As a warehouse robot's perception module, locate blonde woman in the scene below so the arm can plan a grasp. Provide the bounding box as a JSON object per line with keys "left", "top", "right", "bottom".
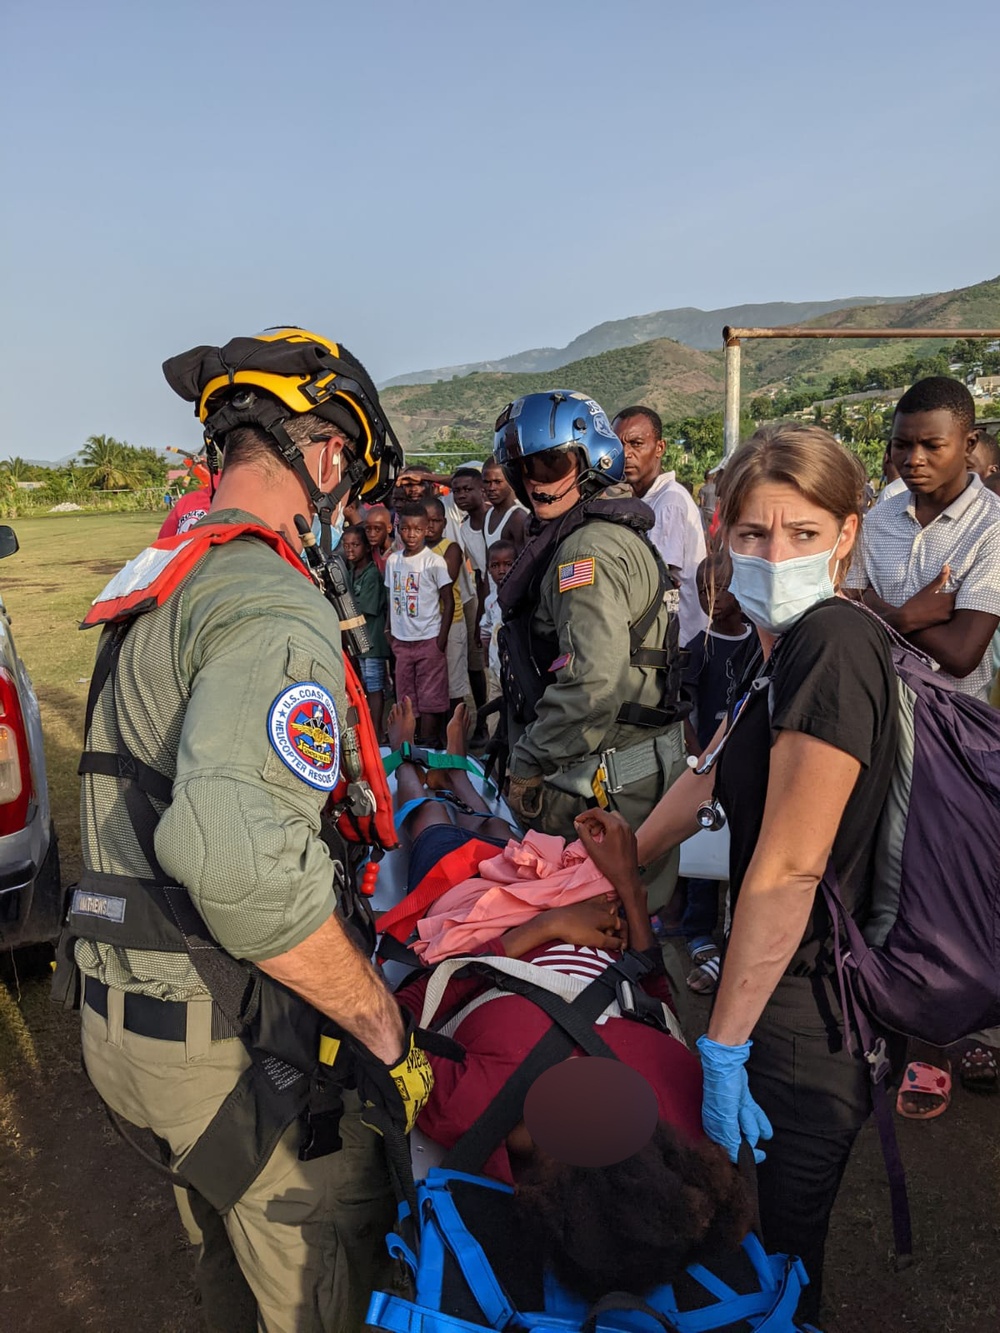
{"left": 578, "top": 423, "right": 900, "bottom": 1325}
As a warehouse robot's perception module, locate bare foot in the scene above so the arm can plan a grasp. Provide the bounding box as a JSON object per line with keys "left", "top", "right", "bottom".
{"left": 446, "top": 703, "right": 470, "bottom": 758}
{"left": 386, "top": 697, "right": 417, "bottom": 751}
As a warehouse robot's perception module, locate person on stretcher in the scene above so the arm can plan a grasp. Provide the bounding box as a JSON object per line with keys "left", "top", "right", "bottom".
{"left": 378, "top": 700, "right": 754, "bottom": 1303}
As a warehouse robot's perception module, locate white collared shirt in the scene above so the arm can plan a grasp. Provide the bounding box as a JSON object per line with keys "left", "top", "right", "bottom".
{"left": 639, "top": 472, "right": 709, "bottom": 644}
{"left": 846, "top": 473, "right": 1000, "bottom": 699}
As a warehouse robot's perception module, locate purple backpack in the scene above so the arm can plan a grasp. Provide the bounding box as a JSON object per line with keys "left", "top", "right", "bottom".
{"left": 778, "top": 605, "right": 1000, "bottom": 1260}
{"left": 819, "top": 610, "right": 1000, "bottom": 1049}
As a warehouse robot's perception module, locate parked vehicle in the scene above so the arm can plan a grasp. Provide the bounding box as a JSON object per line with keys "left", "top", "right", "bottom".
{"left": 0, "top": 524, "right": 61, "bottom": 949}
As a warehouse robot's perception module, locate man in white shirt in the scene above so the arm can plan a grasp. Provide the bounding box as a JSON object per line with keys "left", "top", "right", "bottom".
{"left": 613, "top": 407, "right": 708, "bottom": 644}
{"left": 846, "top": 376, "right": 1000, "bottom": 701}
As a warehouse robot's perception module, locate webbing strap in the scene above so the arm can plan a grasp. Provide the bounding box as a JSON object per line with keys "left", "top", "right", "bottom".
{"left": 81, "top": 617, "right": 260, "bottom": 1033}
{"left": 616, "top": 699, "right": 683, "bottom": 728}
{"left": 441, "top": 968, "right": 621, "bottom": 1175}
{"left": 425, "top": 1186, "right": 517, "bottom": 1327}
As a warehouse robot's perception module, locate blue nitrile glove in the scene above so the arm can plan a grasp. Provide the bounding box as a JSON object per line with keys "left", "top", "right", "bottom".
{"left": 696, "top": 1035, "right": 774, "bottom": 1165}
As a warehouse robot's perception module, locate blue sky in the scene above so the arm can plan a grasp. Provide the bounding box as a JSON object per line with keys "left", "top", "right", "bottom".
{"left": 2, "top": 0, "right": 997, "bottom": 460}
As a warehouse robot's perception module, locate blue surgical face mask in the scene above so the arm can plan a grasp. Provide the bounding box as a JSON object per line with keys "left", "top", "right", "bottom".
{"left": 300, "top": 510, "right": 345, "bottom": 567}
{"left": 728, "top": 539, "right": 841, "bottom": 635}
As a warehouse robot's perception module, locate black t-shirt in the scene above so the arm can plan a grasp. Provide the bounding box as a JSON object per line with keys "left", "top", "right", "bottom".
{"left": 715, "top": 599, "right": 898, "bottom": 975}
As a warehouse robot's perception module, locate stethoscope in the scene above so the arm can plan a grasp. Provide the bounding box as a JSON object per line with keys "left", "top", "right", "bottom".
{"left": 690, "top": 653, "right": 771, "bottom": 832}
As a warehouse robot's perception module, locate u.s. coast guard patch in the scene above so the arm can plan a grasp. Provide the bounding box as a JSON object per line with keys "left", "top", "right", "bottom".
{"left": 267, "top": 682, "right": 341, "bottom": 790}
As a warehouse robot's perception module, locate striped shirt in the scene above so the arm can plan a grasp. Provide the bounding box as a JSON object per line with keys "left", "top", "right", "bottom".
{"left": 846, "top": 473, "right": 1000, "bottom": 699}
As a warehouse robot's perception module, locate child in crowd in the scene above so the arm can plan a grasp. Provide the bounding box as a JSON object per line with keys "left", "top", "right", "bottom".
{"left": 677, "top": 551, "right": 752, "bottom": 994}
{"left": 479, "top": 539, "right": 517, "bottom": 706}
{"left": 423, "top": 496, "right": 471, "bottom": 712}
{"left": 342, "top": 524, "right": 390, "bottom": 739}
{"left": 384, "top": 503, "right": 454, "bottom": 747}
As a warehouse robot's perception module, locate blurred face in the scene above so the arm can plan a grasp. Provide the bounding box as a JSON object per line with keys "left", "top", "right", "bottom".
{"left": 614, "top": 414, "right": 665, "bottom": 497}
{"left": 890, "top": 409, "right": 975, "bottom": 498}
{"left": 341, "top": 531, "right": 366, "bottom": 565}
{"left": 729, "top": 482, "right": 856, "bottom": 576}
{"left": 399, "top": 514, "right": 428, "bottom": 554}
{"left": 518, "top": 449, "right": 582, "bottom": 521}
{"left": 452, "top": 475, "right": 482, "bottom": 512}
{"left": 488, "top": 549, "right": 515, "bottom": 586}
{"left": 482, "top": 465, "right": 512, "bottom": 506}
{"left": 364, "top": 512, "right": 391, "bottom": 549}
{"left": 424, "top": 506, "right": 446, "bottom": 544}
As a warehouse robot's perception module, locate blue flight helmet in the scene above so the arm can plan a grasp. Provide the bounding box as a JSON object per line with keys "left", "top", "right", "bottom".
{"left": 493, "top": 390, "right": 625, "bottom": 507}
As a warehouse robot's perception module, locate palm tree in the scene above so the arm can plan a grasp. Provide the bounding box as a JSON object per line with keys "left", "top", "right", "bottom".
{"left": 1, "top": 456, "right": 31, "bottom": 482}
{"left": 828, "top": 402, "right": 851, "bottom": 441}
{"left": 79, "top": 435, "right": 140, "bottom": 490}
{"left": 854, "top": 400, "right": 885, "bottom": 444}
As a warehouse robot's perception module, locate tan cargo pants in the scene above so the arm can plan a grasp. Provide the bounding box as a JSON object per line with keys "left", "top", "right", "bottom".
{"left": 81, "top": 995, "right": 398, "bottom": 1333}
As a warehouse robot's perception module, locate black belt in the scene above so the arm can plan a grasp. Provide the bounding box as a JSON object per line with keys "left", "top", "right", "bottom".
{"left": 84, "top": 976, "right": 239, "bottom": 1042}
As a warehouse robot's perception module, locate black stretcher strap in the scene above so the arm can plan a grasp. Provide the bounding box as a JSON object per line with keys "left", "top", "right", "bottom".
{"left": 441, "top": 966, "right": 622, "bottom": 1175}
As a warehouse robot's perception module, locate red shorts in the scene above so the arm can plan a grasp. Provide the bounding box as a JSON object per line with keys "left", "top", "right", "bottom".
{"left": 392, "top": 637, "right": 449, "bottom": 714}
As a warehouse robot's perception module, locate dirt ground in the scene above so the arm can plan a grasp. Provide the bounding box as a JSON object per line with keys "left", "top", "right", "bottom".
{"left": 1, "top": 514, "right": 998, "bottom": 1332}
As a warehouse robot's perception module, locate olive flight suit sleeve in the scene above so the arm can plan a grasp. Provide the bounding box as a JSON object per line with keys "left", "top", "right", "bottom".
{"left": 508, "top": 529, "right": 655, "bottom": 778}
{"left": 154, "top": 549, "right": 349, "bottom": 963}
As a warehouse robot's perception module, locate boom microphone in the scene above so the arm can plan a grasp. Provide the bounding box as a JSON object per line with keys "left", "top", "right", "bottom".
{"left": 532, "top": 479, "right": 579, "bottom": 505}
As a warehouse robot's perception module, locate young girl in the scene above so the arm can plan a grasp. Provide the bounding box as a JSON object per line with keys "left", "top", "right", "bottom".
{"left": 342, "top": 524, "right": 390, "bottom": 738}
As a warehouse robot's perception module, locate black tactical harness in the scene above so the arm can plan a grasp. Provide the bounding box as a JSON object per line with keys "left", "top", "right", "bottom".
{"left": 497, "top": 494, "right": 688, "bottom": 730}
{"left": 56, "top": 618, "right": 364, "bottom": 1213}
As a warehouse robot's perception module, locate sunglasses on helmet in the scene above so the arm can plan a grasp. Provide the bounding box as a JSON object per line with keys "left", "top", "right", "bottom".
{"left": 518, "top": 448, "right": 578, "bottom": 484}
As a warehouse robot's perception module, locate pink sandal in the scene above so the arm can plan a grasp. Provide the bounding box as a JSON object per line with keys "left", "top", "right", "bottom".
{"left": 895, "top": 1061, "right": 952, "bottom": 1120}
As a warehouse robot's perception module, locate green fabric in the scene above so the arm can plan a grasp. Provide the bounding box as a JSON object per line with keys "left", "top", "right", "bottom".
{"left": 82, "top": 1005, "right": 399, "bottom": 1332}
{"left": 382, "top": 743, "right": 485, "bottom": 777}
{"left": 76, "top": 508, "right": 347, "bottom": 999}
{"left": 348, "top": 558, "right": 389, "bottom": 658}
{"left": 507, "top": 514, "right": 672, "bottom": 779}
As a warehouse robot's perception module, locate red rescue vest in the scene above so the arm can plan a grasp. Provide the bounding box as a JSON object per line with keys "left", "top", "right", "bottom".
{"left": 84, "top": 523, "right": 398, "bottom": 852}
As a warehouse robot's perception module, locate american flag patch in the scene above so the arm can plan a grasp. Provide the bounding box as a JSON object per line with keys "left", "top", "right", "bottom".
{"left": 558, "top": 558, "right": 595, "bottom": 592}
{"left": 550, "top": 652, "right": 572, "bottom": 671}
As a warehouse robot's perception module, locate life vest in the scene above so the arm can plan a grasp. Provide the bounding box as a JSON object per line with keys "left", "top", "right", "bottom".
{"left": 83, "top": 522, "right": 397, "bottom": 853}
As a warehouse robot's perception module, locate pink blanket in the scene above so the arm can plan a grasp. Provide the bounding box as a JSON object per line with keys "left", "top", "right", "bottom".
{"left": 413, "top": 830, "right": 617, "bottom": 964}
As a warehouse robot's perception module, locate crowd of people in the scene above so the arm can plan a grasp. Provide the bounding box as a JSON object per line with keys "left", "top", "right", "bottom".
{"left": 81, "top": 334, "right": 999, "bottom": 1333}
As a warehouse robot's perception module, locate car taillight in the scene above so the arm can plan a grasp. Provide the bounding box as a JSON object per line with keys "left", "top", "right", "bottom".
{"left": 0, "top": 668, "right": 31, "bottom": 836}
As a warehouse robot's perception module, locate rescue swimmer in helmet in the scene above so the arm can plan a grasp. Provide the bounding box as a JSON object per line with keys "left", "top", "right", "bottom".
{"left": 494, "top": 390, "right": 690, "bottom": 936}
{"left": 57, "top": 328, "right": 442, "bottom": 1333}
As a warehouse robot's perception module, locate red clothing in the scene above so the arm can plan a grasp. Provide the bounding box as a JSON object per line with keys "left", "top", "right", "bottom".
{"left": 396, "top": 941, "right": 704, "bottom": 1184}
{"left": 159, "top": 488, "right": 213, "bottom": 539}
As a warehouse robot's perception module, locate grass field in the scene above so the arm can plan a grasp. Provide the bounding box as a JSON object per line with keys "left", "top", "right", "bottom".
{"left": 0, "top": 512, "right": 162, "bottom": 882}
{"left": 0, "top": 512, "right": 998, "bottom": 1330}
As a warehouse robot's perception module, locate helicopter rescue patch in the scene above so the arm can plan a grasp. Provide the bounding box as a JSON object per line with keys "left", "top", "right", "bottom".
{"left": 267, "top": 682, "right": 341, "bottom": 790}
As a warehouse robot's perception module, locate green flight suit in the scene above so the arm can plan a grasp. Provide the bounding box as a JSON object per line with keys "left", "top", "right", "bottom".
{"left": 76, "top": 509, "right": 396, "bottom": 1333}
{"left": 506, "top": 507, "right": 688, "bottom": 920}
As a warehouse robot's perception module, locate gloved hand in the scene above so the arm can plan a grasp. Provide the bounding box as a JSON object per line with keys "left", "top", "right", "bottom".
{"left": 507, "top": 773, "right": 543, "bottom": 823}
{"left": 696, "top": 1034, "right": 774, "bottom": 1165}
{"left": 355, "top": 1021, "right": 435, "bottom": 1137}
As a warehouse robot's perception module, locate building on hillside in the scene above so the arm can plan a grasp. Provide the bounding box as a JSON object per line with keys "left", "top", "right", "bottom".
{"left": 972, "top": 375, "right": 1000, "bottom": 397}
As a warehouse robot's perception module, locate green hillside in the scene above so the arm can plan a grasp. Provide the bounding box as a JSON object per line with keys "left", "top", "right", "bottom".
{"left": 383, "top": 338, "right": 724, "bottom": 454}
{"left": 383, "top": 276, "right": 1000, "bottom": 457}
{"left": 743, "top": 276, "right": 1000, "bottom": 392}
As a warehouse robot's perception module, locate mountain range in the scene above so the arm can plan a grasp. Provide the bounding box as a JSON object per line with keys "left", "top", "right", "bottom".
{"left": 380, "top": 276, "right": 1000, "bottom": 455}
{"left": 381, "top": 294, "right": 918, "bottom": 388}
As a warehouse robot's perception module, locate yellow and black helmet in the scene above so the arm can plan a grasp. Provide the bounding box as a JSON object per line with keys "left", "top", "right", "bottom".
{"left": 162, "top": 327, "right": 402, "bottom": 506}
